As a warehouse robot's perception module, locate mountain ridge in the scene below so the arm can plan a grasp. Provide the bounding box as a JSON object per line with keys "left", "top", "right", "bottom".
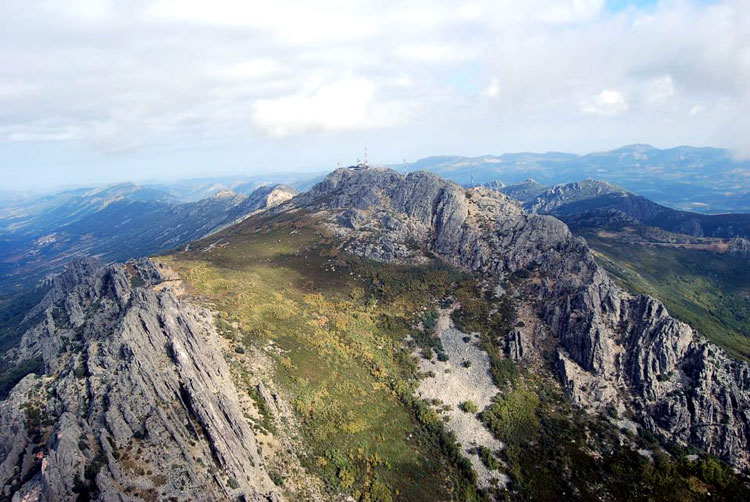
{"left": 396, "top": 144, "right": 750, "bottom": 213}
{"left": 1, "top": 167, "right": 749, "bottom": 500}
{"left": 0, "top": 257, "right": 280, "bottom": 501}
{"left": 519, "top": 179, "right": 750, "bottom": 239}
{"left": 0, "top": 184, "right": 296, "bottom": 293}
{"left": 277, "top": 168, "right": 750, "bottom": 469}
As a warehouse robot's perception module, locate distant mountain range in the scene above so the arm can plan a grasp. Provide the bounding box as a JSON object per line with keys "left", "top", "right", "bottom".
{"left": 0, "top": 183, "right": 296, "bottom": 293}
{"left": 2, "top": 143, "right": 748, "bottom": 293}
{"left": 502, "top": 178, "right": 750, "bottom": 240}
{"left": 508, "top": 178, "right": 750, "bottom": 362}
{"left": 143, "top": 171, "right": 326, "bottom": 202}
{"left": 399, "top": 144, "right": 750, "bottom": 213}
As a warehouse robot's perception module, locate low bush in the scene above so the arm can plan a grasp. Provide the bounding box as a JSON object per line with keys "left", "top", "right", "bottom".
{"left": 459, "top": 400, "right": 479, "bottom": 414}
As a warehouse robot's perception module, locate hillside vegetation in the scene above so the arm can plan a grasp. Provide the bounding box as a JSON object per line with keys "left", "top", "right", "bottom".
{"left": 163, "top": 209, "right": 750, "bottom": 501}
{"left": 164, "top": 211, "right": 480, "bottom": 501}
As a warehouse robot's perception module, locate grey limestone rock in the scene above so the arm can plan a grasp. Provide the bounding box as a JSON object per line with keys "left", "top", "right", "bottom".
{"left": 1, "top": 258, "right": 279, "bottom": 502}
{"left": 284, "top": 167, "right": 750, "bottom": 470}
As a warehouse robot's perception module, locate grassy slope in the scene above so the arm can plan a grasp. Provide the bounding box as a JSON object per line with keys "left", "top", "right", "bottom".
{"left": 164, "top": 212, "right": 478, "bottom": 502}
{"left": 581, "top": 233, "right": 750, "bottom": 360}
{"left": 163, "top": 210, "right": 750, "bottom": 501}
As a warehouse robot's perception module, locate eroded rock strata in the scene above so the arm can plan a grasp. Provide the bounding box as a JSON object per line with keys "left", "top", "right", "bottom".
{"left": 0, "top": 257, "right": 278, "bottom": 502}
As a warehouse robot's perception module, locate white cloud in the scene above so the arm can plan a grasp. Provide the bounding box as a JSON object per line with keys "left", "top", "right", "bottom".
{"left": 1, "top": 0, "right": 750, "bottom": 164}
{"left": 252, "top": 76, "right": 407, "bottom": 136}
{"left": 580, "top": 90, "right": 629, "bottom": 116}
{"left": 207, "top": 59, "right": 285, "bottom": 81}
{"left": 396, "top": 43, "right": 478, "bottom": 63}
{"left": 146, "top": 1, "right": 380, "bottom": 44}
{"left": 483, "top": 78, "right": 501, "bottom": 99}
{"left": 2, "top": 124, "right": 83, "bottom": 142}
{"left": 535, "top": 0, "right": 605, "bottom": 24}
{"left": 646, "top": 75, "right": 675, "bottom": 104}
{"left": 0, "top": 80, "right": 41, "bottom": 99}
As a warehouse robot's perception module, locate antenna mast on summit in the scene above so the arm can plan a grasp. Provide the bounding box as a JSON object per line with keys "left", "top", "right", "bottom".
{"left": 348, "top": 148, "right": 371, "bottom": 170}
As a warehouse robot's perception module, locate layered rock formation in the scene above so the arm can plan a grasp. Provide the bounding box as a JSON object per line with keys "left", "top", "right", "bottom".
{"left": 208, "top": 184, "right": 296, "bottom": 236}
{"left": 245, "top": 184, "right": 296, "bottom": 211}
{"left": 283, "top": 167, "right": 750, "bottom": 470}
{"left": 0, "top": 257, "right": 278, "bottom": 502}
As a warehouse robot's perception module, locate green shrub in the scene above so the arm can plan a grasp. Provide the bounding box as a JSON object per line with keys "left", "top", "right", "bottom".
{"left": 270, "top": 470, "right": 285, "bottom": 487}
{"left": 459, "top": 400, "right": 478, "bottom": 414}
{"left": 369, "top": 479, "right": 393, "bottom": 502}
{"left": 421, "top": 309, "right": 439, "bottom": 332}
{"left": 699, "top": 456, "right": 729, "bottom": 488}
{"left": 489, "top": 356, "right": 519, "bottom": 388}
{"left": 477, "top": 446, "right": 499, "bottom": 470}
{"left": 74, "top": 360, "right": 86, "bottom": 379}
{"left": 480, "top": 388, "right": 540, "bottom": 446}
{"left": 606, "top": 405, "right": 619, "bottom": 419}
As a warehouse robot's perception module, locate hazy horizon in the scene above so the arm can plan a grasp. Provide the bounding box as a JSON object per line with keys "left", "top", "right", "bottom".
{"left": 1, "top": 141, "right": 739, "bottom": 194}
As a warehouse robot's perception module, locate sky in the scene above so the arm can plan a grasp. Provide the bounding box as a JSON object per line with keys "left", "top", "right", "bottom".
{"left": 1, "top": 0, "right": 749, "bottom": 190}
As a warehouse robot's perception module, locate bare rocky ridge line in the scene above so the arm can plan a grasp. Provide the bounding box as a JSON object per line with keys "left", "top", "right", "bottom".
{"left": 2, "top": 166, "right": 748, "bottom": 501}
{"left": 281, "top": 167, "right": 750, "bottom": 470}
{"left": 1, "top": 257, "right": 280, "bottom": 502}
{"left": 201, "top": 184, "right": 296, "bottom": 240}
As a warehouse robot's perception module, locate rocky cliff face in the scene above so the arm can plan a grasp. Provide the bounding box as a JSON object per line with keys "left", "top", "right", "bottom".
{"left": 729, "top": 237, "right": 750, "bottom": 253}
{"left": 284, "top": 167, "right": 750, "bottom": 470}
{"left": 244, "top": 185, "right": 296, "bottom": 212}
{"left": 0, "top": 257, "right": 279, "bottom": 502}
{"left": 2, "top": 167, "right": 747, "bottom": 501}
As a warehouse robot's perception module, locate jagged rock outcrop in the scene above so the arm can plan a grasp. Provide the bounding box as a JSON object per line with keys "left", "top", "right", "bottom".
{"left": 524, "top": 179, "right": 627, "bottom": 215}
{"left": 245, "top": 185, "right": 296, "bottom": 211}
{"left": 282, "top": 167, "right": 750, "bottom": 470}
{"left": 494, "top": 178, "right": 548, "bottom": 202}
{"left": 202, "top": 185, "right": 296, "bottom": 240}
{"left": 481, "top": 180, "right": 506, "bottom": 190}
{"left": 0, "top": 258, "right": 279, "bottom": 502}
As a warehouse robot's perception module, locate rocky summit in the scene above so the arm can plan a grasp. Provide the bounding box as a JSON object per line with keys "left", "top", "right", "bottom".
{"left": 284, "top": 168, "right": 750, "bottom": 469}
{"left": 1, "top": 167, "right": 749, "bottom": 501}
